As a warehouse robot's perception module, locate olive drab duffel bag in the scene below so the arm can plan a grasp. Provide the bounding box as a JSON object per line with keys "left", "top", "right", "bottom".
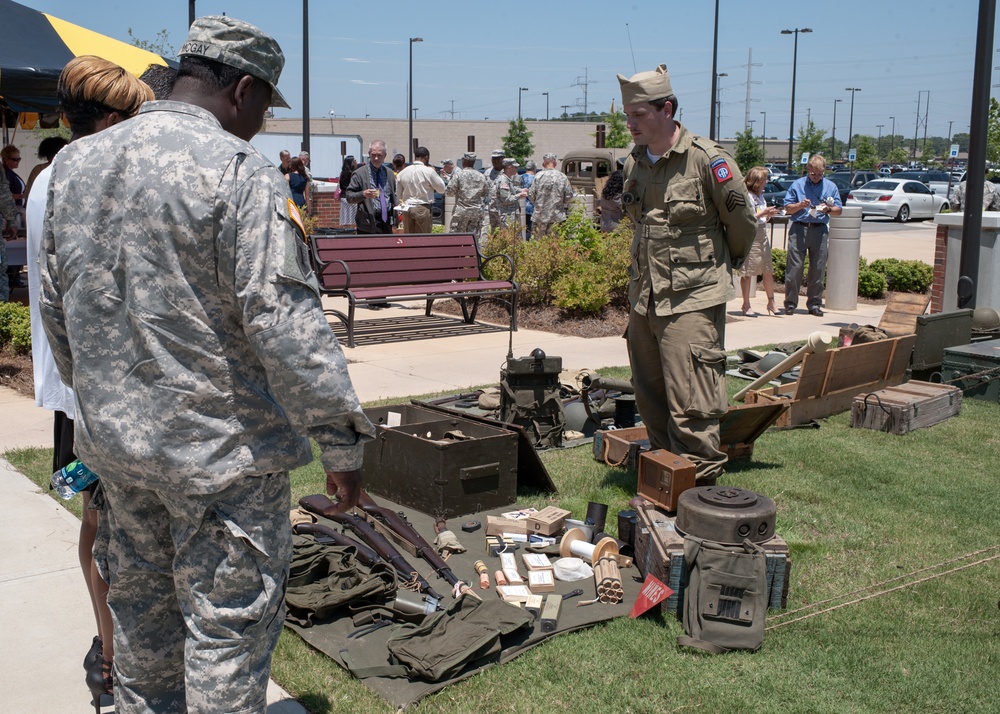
{"left": 678, "top": 535, "right": 768, "bottom": 654}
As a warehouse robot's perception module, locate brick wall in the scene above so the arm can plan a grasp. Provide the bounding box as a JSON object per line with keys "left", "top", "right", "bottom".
{"left": 931, "top": 223, "right": 948, "bottom": 313}
{"left": 312, "top": 185, "right": 354, "bottom": 230}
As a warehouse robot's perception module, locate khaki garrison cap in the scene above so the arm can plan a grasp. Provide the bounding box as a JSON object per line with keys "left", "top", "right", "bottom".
{"left": 179, "top": 15, "right": 290, "bottom": 108}
{"left": 618, "top": 63, "right": 673, "bottom": 105}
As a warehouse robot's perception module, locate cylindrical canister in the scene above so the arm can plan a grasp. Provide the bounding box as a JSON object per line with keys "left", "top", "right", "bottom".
{"left": 585, "top": 502, "right": 609, "bottom": 533}
{"left": 617, "top": 509, "right": 638, "bottom": 548}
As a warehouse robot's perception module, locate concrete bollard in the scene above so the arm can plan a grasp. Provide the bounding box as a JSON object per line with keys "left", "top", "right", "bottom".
{"left": 826, "top": 205, "right": 863, "bottom": 310}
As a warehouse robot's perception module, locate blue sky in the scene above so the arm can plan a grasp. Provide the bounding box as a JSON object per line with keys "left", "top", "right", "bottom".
{"left": 23, "top": 0, "right": 996, "bottom": 141}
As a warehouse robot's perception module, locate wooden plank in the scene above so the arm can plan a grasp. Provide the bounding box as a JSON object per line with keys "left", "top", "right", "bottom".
{"left": 877, "top": 292, "right": 931, "bottom": 336}
{"left": 793, "top": 349, "right": 833, "bottom": 400}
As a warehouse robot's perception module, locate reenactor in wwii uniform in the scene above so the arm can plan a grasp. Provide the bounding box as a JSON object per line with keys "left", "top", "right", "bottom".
{"left": 619, "top": 64, "right": 755, "bottom": 486}
{"left": 528, "top": 152, "right": 575, "bottom": 239}
{"left": 493, "top": 158, "right": 528, "bottom": 230}
{"left": 446, "top": 151, "right": 489, "bottom": 236}
{"left": 39, "top": 16, "right": 375, "bottom": 713}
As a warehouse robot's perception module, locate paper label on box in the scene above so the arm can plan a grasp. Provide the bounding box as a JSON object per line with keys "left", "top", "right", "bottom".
{"left": 386, "top": 411, "right": 402, "bottom": 427}
{"left": 522, "top": 553, "right": 552, "bottom": 571}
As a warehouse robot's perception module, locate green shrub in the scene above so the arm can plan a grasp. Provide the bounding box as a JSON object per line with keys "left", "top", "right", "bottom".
{"left": 858, "top": 268, "right": 888, "bottom": 298}
{"left": 771, "top": 248, "right": 786, "bottom": 283}
{"left": 0, "top": 302, "right": 32, "bottom": 355}
{"left": 868, "top": 258, "right": 933, "bottom": 293}
{"left": 553, "top": 261, "right": 610, "bottom": 313}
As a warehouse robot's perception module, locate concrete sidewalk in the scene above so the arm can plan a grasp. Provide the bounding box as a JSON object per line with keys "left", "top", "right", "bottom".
{"left": 0, "top": 289, "right": 886, "bottom": 713}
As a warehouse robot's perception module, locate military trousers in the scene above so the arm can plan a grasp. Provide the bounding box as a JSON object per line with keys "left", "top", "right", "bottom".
{"left": 532, "top": 220, "right": 559, "bottom": 240}
{"left": 784, "top": 222, "right": 828, "bottom": 312}
{"left": 96, "top": 473, "right": 292, "bottom": 714}
{"left": 450, "top": 206, "right": 484, "bottom": 236}
{"left": 627, "top": 302, "right": 728, "bottom": 484}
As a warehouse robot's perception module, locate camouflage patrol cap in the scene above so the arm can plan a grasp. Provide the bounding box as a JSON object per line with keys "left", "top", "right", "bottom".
{"left": 618, "top": 63, "right": 673, "bottom": 105}
{"left": 492, "top": 149, "right": 506, "bottom": 158}
{"left": 502, "top": 158, "right": 519, "bottom": 168}
{"left": 179, "top": 15, "right": 290, "bottom": 109}
{"left": 542, "top": 152, "right": 557, "bottom": 161}
{"left": 463, "top": 151, "right": 477, "bottom": 160}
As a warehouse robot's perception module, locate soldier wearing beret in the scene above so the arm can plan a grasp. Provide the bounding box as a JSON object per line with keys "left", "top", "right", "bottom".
{"left": 40, "top": 16, "right": 375, "bottom": 712}
{"left": 446, "top": 151, "right": 489, "bottom": 237}
{"left": 619, "top": 64, "right": 755, "bottom": 486}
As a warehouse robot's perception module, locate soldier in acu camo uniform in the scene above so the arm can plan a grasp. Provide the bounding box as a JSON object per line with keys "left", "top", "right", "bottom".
{"left": 39, "top": 16, "right": 375, "bottom": 714}
{"left": 527, "top": 152, "right": 575, "bottom": 239}
{"left": 446, "top": 151, "right": 489, "bottom": 237}
{"left": 0, "top": 169, "right": 18, "bottom": 301}
{"left": 493, "top": 158, "right": 528, "bottom": 231}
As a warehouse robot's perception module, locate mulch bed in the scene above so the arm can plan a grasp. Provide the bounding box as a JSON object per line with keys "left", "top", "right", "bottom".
{"left": 0, "top": 346, "right": 34, "bottom": 399}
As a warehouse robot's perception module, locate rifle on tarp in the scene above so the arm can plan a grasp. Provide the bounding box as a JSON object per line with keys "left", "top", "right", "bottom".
{"left": 298, "top": 494, "right": 442, "bottom": 600}
{"left": 357, "top": 491, "right": 462, "bottom": 589}
{"left": 292, "top": 521, "right": 381, "bottom": 568}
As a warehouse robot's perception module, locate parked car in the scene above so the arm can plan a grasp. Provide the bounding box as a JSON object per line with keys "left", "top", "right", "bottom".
{"left": 825, "top": 174, "right": 852, "bottom": 204}
{"left": 842, "top": 171, "right": 878, "bottom": 188}
{"left": 762, "top": 181, "right": 787, "bottom": 207}
{"left": 892, "top": 170, "right": 952, "bottom": 197}
{"left": 848, "top": 179, "right": 950, "bottom": 222}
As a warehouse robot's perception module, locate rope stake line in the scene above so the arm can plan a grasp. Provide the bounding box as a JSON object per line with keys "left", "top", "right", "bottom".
{"left": 766, "top": 549, "right": 1000, "bottom": 632}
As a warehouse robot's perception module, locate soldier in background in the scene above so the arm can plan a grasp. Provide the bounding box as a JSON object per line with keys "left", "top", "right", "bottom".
{"left": 618, "top": 64, "right": 755, "bottom": 486}
{"left": 40, "top": 16, "right": 374, "bottom": 712}
{"left": 493, "top": 158, "right": 527, "bottom": 230}
{"left": 528, "top": 153, "right": 575, "bottom": 239}
{"left": 951, "top": 173, "right": 1000, "bottom": 212}
{"left": 440, "top": 158, "right": 456, "bottom": 184}
{"left": 521, "top": 160, "right": 537, "bottom": 237}
{"left": 446, "top": 151, "right": 489, "bottom": 237}
{"left": 484, "top": 149, "right": 506, "bottom": 232}
{"left": 0, "top": 169, "right": 17, "bottom": 301}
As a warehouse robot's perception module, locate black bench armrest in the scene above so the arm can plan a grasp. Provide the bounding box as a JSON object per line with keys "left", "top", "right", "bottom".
{"left": 309, "top": 238, "right": 352, "bottom": 290}
{"left": 480, "top": 251, "right": 515, "bottom": 282}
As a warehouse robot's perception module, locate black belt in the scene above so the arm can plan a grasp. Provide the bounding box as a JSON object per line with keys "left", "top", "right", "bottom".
{"left": 794, "top": 222, "right": 828, "bottom": 227}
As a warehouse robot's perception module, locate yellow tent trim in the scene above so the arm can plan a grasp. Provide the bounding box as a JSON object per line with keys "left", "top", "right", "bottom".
{"left": 43, "top": 13, "right": 168, "bottom": 77}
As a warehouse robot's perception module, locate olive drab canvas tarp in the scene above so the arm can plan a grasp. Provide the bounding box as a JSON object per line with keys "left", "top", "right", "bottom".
{"left": 0, "top": 0, "right": 173, "bottom": 113}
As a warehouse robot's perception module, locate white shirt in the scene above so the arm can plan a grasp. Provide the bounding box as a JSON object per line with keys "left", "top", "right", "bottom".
{"left": 26, "top": 164, "right": 75, "bottom": 417}
{"left": 396, "top": 162, "right": 446, "bottom": 205}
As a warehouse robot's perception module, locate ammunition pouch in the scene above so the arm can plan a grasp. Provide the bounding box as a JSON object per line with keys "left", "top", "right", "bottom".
{"left": 499, "top": 351, "right": 565, "bottom": 449}
{"left": 678, "top": 535, "right": 767, "bottom": 654}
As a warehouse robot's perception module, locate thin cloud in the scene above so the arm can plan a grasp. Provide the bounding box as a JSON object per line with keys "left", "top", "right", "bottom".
{"left": 350, "top": 79, "right": 387, "bottom": 86}
{"left": 342, "top": 57, "right": 370, "bottom": 63}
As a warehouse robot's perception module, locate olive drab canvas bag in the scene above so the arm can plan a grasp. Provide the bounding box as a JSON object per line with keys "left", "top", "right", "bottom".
{"left": 678, "top": 535, "right": 768, "bottom": 654}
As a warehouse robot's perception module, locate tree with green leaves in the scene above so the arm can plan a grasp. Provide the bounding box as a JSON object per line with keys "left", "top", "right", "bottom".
{"left": 886, "top": 146, "right": 909, "bottom": 166}
{"left": 502, "top": 117, "right": 534, "bottom": 165}
{"left": 128, "top": 28, "right": 175, "bottom": 57}
{"left": 987, "top": 97, "right": 1000, "bottom": 165}
{"left": 733, "top": 126, "right": 765, "bottom": 173}
{"left": 852, "top": 135, "right": 877, "bottom": 170}
{"left": 796, "top": 119, "right": 827, "bottom": 159}
{"left": 604, "top": 111, "right": 632, "bottom": 149}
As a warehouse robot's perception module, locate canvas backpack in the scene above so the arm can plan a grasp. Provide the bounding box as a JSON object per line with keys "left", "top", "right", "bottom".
{"left": 678, "top": 535, "right": 768, "bottom": 654}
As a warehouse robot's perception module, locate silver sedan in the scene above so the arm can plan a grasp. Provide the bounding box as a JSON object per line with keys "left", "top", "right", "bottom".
{"left": 848, "top": 179, "right": 949, "bottom": 222}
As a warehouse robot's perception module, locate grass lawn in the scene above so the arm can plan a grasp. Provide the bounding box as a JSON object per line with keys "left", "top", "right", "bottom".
{"left": 7, "top": 370, "right": 999, "bottom": 714}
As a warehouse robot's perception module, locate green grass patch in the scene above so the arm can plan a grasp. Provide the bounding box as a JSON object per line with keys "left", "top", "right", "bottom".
{"left": 7, "top": 372, "right": 1000, "bottom": 714}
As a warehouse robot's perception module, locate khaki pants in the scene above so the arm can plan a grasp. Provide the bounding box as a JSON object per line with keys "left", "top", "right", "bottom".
{"left": 627, "top": 303, "right": 728, "bottom": 484}
{"left": 402, "top": 203, "right": 432, "bottom": 234}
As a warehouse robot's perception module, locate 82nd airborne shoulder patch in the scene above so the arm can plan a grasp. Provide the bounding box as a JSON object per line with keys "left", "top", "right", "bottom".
{"left": 710, "top": 157, "right": 733, "bottom": 184}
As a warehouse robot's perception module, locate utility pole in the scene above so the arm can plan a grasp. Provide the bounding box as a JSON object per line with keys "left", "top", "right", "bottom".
{"left": 572, "top": 68, "right": 595, "bottom": 116}
{"left": 742, "top": 48, "right": 762, "bottom": 129}
{"left": 561, "top": 104, "right": 571, "bottom": 120}
{"left": 913, "top": 90, "right": 929, "bottom": 162}
{"left": 831, "top": 98, "right": 842, "bottom": 159}
{"left": 922, "top": 92, "right": 931, "bottom": 158}
{"left": 448, "top": 99, "right": 456, "bottom": 120}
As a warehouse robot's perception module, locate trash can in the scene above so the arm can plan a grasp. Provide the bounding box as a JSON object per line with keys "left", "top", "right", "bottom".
{"left": 826, "top": 205, "right": 862, "bottom": 310}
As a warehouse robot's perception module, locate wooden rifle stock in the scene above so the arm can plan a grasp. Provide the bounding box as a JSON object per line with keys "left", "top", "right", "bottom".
{"left": 292, "top": 522, "right": 380, "bottom": 567}
{"left": 357, "top": 491, "right": 462, "bottom": 588}
{"left": 298, "top": 494, "right": 442, "bottom": 600}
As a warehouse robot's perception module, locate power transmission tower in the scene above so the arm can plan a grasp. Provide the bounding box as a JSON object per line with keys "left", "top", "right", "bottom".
{"left": 742, "top": 48, "right": 762, "bottom": 129}
{"left": 572, "top": 68, "right": 596, "bottom": 117}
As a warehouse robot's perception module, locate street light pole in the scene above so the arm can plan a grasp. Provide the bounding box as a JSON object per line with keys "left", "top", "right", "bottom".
{"left": 716, "top": 73, "right": 728, "bottom": 140}
{"left": 845, "top": 87, "right": 861, "bottom": 158}
{"left": 889, "top": 115, "right": 896, "bottom": 153}
{"left": 408, "top": 37, "right": 423, "bottom": 162}
{"left": 760, "top": 110, "right": 766, "bottom": 158}
{"left": 876, "top": 124, "right": 884, "bottom": 160}
{"left": 542, "top": 92, "right": 549, "bottom": 121}
{"left": 518, "top": 87, "right": 529, "bottom": 119}
{"left": 781, "top": 27, "right": 812, "bottom": 170}
{"left": 831, "top": 98, "right": 842, "bottom": 160}
{"left": 709, "top": 0, "right": 720, "bottom": 140}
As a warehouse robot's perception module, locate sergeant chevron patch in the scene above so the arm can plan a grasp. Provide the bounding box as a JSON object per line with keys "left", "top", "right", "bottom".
{"left": 725, "top": 190, "right": 747, "bottom": 212}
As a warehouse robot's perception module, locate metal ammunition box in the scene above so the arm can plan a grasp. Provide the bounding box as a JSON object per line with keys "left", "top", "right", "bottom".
{"left": 361, "top": 413, "right": 519, "bottom": 518}
{"left": 850, "top": 381, "right": 962, "bottom": 434}
{"left": 942, "top": 339, "right": 1000, "bottom": 403}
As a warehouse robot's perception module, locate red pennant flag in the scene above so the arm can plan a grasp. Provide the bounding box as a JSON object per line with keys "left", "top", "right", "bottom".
{"left": 629, "top": 574, "right": 674, "bottom": 618}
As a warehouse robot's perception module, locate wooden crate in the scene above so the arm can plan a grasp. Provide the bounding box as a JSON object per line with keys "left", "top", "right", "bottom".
{"left": 850, "top": 381, "right": 962, "bottom": 435}
{"left": 747, "top": 335, "right": 917, "bottom": 426}
{"left": 877, "top": 292, "right": 931, "bottom": 337}
{"left": 633, "top": 504, "right": 790, "bottom": 614}
{"left": 592, "top": 426, "right": 650, "bottom": 470}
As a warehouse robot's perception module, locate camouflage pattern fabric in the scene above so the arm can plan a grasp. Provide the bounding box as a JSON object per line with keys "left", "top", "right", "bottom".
{"left": 492, "top": 172, "right": 522, "bottom": 227}
{"left": 527, "top": 168, "right": 574, "bottom": 237}
{"left": 0, "top": 168, "right": 16, "bottom": 301}
{"left": 951, "top": 179, "right": 1000, "bottom": 212}
{"left": 445, "top": 167, "right": 488, "bottom": 234}
{"left": 39, "top": 100, "right": 376, "bottom": 494}
{"left": 95, "top": 473, "right": 292, "bottom": 713}
{"left": 484, "top": 167, "right": 502, "bottom": 228}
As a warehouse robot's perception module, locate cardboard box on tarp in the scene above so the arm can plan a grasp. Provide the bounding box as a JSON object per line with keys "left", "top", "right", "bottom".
{"left": 362, "top": 408, "right": 519, "bottom": 518}
{"left": 526, "top": 506, "right": 571, "bottom": 535}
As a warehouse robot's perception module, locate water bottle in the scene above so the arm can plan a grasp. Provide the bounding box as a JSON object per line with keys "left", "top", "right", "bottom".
{"left": 50, "top": 460, "right": 100, "bottom": 499}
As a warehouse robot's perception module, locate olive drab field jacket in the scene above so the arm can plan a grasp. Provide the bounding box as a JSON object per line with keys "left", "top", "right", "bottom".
{"left": 623, "top": 122, "right": 756, "bottom": 316}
